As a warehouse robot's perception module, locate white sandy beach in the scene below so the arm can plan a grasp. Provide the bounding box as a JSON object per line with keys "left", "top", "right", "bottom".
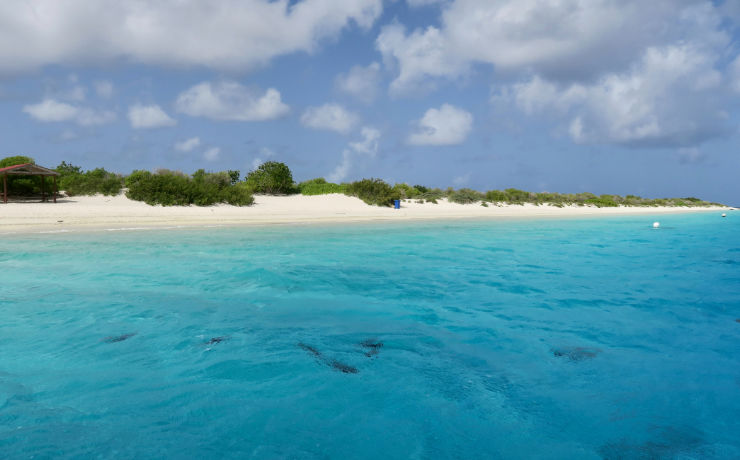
{"left": 0, "top": 193, "right": 731, "bottom": 234}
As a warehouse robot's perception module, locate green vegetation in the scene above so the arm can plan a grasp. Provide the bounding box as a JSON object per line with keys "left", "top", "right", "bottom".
{"left": 244, "top": 161, "right": 295, "bottom": 194}
{"left": 345, "top": 178, "right": 400, "bottom": 206}
{"left": 448, "top": 188, "right": 484, "bottom": 204}
{"left": 56, "top": 162, "right": 123, "bottom": 196}
{"left": 298, "top": 178, "right": 347, "bottom": 195}
{"left": 125, "top": 169, "right": 253, "bottom": 206}
{"left": 0, "top": 156, "right": 723, "bottom": 208}
{"left": 0, "top": 156, "right": 40, "bottom": 196}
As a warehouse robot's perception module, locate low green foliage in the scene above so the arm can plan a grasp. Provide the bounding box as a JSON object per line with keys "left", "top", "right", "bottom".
{"left": 345, "top": 178, "right": 399, "bottom": 206}
{"left": 298, "top": 178, "right": 347, "bottom": 195}
{"left": 448, "top": 188, "right": 484, "bottom": 204}
{"left": 244, "top": 161, "right": 295, "bottom": 194}
{"left": 392, "top": 183, "right": 423, "bottom": 199}
{"left": 2, "top": 156, "right": 723, "bottom": 208}
{"left": 0, "top": 155, "right": 34, "bottom": 168}
{"left": 125, "top": 169, "right": 253, "bottom": 206}
{"left": 0, "top": 155, "right": 41, "bottom": 197}
{"left": 56, "top": 162, "right": 123, "bottom": 196}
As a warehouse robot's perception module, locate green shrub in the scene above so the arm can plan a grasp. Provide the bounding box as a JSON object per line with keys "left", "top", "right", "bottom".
{"left": 448, "top": 188, "right": 484, "bottom": 204}
{"left": 221, "top": 182, "right": 255, "bottom": 206}
{"left": 345, "top": 178, "right": 399, "bottom": 206}
{"left": 504, "top": 188, "right": 532, "bottom": 202}
{"left": 484, "top": 190, "right": 508, "bottom": 202}
{"left": 57, "top": 163, "right": 123, "bottom": 196}
{"left": 584, "top": 195, "right": 619, "bottom": 207}
{"left": 418, "top": 188, "right": 444, "bottom": 202}
{"left": 125, "top": 169, "right": 253, "bottom": 206}
{"left": 0, "top": 155, "right": 42, "bottom": 197}
{"left": 392, "top": 183, "right": 422, "bottom": 199}
{"left": 0, "top": 155, "right": 35, "bottom": 168}
{"left": 244, "top": 161, "right": 295, "bottom": 194}
{"left": 298, "top": 178, "right": 347, "bottom": 195}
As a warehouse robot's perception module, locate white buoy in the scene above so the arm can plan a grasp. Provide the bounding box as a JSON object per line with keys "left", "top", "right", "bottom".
{"left": 722, "top": 213, "right": 726, "bottom": 217}
{"left": 653, "top": 222, "right": 660, "bottom": 229}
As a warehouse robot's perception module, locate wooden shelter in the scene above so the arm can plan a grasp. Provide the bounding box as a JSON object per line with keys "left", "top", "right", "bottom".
{"left": 0, "top": 163, "right": 59, "bottom": 204}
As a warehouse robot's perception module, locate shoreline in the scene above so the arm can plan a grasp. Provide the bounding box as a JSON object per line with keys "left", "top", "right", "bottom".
{"left": 0, "top": 193, "right": 731, "bottom": 235}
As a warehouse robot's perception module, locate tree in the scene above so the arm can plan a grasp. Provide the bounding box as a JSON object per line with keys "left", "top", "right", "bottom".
{"left": 244, "top": 161, "right": 295, "bottom": 194}
{"left": 1, "top": 156, "right": 38, "bottom": 197}
{"left": 0, "top": 155, "right": 35, "bottom": 168}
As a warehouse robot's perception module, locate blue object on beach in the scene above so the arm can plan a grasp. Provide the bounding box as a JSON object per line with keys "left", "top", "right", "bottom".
{"left": 394, "top": 199, "right": 400, "bottom": 209}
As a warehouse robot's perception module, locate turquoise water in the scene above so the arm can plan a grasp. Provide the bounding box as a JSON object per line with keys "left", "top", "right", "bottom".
{"left": 1, "top": 213, "right": 739, "bottom": 459}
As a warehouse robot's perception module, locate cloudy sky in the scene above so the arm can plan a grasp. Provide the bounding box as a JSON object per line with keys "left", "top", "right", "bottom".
{"left": 1, "top": 0, "right": 739, "bottom": 203}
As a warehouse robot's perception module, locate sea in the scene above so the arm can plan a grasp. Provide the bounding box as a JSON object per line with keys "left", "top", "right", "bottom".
{"left": 1, "top": 212, "right": 738, "bottom": 459}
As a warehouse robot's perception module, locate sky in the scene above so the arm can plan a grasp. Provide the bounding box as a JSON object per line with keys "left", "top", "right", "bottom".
{"left": 1, "top": 0, "right": 739, "bottom": 204}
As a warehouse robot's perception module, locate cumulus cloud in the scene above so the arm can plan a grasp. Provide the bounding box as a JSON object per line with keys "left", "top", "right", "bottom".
{"left": 328, "top": 127, "right": 380, "bottom": 182}
{"left": 203, "top": 147, "right": 221, "bottom": 162}
{"left": 128, "top": 104, "right": 177, "bottom": 129}
{"left": 300, "top": 103, "right": 359, "bottom": 134}
{"left": 377, "top": 23, "right": 467, "bottom": 94}
{"left": 174, "top": 137, "right": 201, "bottom": 152}
{"left": 379, "top": 0, "right": 737, "bottom": 148}
{"left": 507, "top": 45, "right": 728, "bottom": 147}
{"left": 379, "top": 0, "right": 728, "bottom": 88}
{"left": 335, "top": 62, "right": 381, "bottom": 103}
{"left": 407, "top": 104, "right": 473, "bottom": 145}
{"left": 0, "top": 0, "right": 382, "bottom": 74}
{"left": 175, "top": 81, "right": 289, "bottom": 121}
{"left": 23, "top": 99, "right": 116, "bottom": 126}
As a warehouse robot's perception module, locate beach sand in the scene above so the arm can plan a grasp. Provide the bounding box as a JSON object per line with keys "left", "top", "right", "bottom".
{"left": 0, "top": 193, "right": 730, "bottom": 233}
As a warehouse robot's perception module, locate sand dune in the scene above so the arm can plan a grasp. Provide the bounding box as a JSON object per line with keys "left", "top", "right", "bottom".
{"left": 0, "top": 193, "right": 730, "bottom": 233}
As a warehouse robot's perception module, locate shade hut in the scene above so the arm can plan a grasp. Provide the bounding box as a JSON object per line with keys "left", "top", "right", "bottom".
{"left": 0, "top": 163, "right": 59, "bottom": 204}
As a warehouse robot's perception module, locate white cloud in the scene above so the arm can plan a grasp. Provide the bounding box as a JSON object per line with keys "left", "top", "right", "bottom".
{"left": 23, "top": 99, "right": 79, "bottom": 122}
{"left": 23, "top": 98, "right": 116, "bottom": 126}
{"left": 379, "top": 0, "right": 728, "bottom": 90}
{"left": 377, "top": 23, "right": 466, "bottom": 94}
{"left": 378, "top": 0, "right": 736, "bottom": 148}
{"left": 328, "top": 126, "right": 380, "bottom": 182}
{"left": 174, "top": 137, "right": 201, "bottom": 152}
{"left": 335, "top": 62, "right": 381, "bottom": 103}
{"left": 203, "top": 147, "right": 221, "bottom": 162}
{"left": 507, "top": 45, "right": 729, "bottom": 147}
{"left": 0, "top": 0, "right": 383, "bottom": 74}
{"left": 407, "top": 104, "right": 473, "bottom": 145}
{"left": 175, "top": 81, "right": 289, "bottom": 121}
{"left": 94, "top": 81, "right": 114, "bottom": 98}
{"left": 349, "top": 126, "right": 380, "bottom": 155}
{"left": 128, "top": 104, "right": 177, "bottom": 129}
{"left": 300, "top": 103, "right": 359, "bottom": 134}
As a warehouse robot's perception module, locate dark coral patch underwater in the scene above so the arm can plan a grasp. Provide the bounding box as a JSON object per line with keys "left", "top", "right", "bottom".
{"left": 551, "top": 346, "right": 600, "bottom": 361}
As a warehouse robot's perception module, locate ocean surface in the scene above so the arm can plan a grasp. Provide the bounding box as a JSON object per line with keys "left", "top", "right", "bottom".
{"left": 1, "top": 213, "right": 739, "bottom": 459}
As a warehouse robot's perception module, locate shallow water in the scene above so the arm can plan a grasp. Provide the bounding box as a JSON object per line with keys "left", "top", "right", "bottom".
{"left": 1, "top": 213, "right": 739, "bottom": 459}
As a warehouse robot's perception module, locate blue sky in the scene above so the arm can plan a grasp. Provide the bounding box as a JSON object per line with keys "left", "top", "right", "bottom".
{"left": 1, "top": 0, "right": 739, "bottom": 204}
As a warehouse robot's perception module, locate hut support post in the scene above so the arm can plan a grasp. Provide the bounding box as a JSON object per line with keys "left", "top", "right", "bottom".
{"left": 3, "top": 173, "right": 6, "bottom": 204}
{"left": 41, "top": 175, "right": 46, "bottom": 202}
{"left": 53, "top": 175, "right": 57, "bottom": 203}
